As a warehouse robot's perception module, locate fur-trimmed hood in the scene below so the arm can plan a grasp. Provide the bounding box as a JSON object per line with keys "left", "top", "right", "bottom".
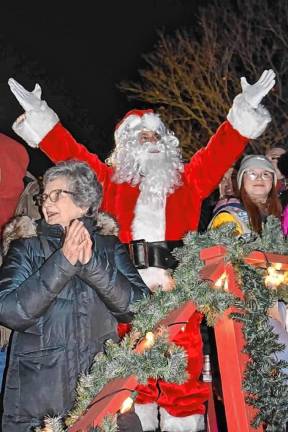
{"left": 2, "top": 211, "right": 119, "bottom": 258}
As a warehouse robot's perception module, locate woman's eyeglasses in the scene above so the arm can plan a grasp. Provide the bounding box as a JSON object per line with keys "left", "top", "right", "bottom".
{"left": 36, "top": 189, "right": 76, "bottom": 205}
{"left": 244, "top": 170, "right": 274, "bottom": 181}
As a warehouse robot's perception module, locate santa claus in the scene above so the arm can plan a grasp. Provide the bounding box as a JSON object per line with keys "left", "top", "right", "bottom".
{"left": 8, "top": 69, "right": 275, "bottom": 432}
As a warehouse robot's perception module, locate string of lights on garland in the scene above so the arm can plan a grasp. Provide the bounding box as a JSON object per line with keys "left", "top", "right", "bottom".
{"left": 37, "top": 216, "right": 288, "bottom": 432}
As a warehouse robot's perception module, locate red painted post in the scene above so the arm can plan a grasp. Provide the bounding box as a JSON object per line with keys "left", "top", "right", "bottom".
{"left": 207, "top": 382, "right": 219, "bottom": 432}
{"left": 201, "top": 246, "right": 264, "bottom": 432}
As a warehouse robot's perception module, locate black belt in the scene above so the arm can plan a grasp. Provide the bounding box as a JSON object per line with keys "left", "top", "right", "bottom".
{"left": 126, "top": 239, "right": 184, "bottom": 270}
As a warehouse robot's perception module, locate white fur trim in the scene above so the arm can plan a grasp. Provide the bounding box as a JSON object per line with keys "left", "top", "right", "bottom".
{"left": 114, "top": 115, "right": 142, "bottom": 142}
{"left": 141, "top": 112, "right": 164, "bottom": 132}
{"left": 135, "top": 402, "right": 159, "bottom": 431}
{"left": 139, "top": 267, "right": 174, "bottom": 292}
{"left": 132, "top": 197, "right": 166, "bottom": 241}
{"left": 227, "top": 93, "right": 271, "bottom": 139}
{"left": 114, "top": 112, "right": 166, "bottom": 143}
{"left": 160, "top": 407, "right": 205, "bottom": 432}
{"left": 12, "top": 101, "right": 59, "bottom": 148}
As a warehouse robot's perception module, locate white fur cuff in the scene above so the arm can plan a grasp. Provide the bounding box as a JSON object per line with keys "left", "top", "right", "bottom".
{"left": 12, "top": 101, "right": 59, "bottom": 148}
{"left": 135, "top": 402, "right": 159, "bottom": 431}
{"left": 227, "top": 93, "right": 271, "bottom": 139}
{"left": 159, "top": 407, "right": 205, "bottom": 432}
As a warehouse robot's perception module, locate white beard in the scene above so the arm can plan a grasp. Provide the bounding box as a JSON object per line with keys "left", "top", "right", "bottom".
{"left": 111, "top": 133, "right": 184, "bottom": 208}
{"left": 137, "top": 146, "right": 178, "bottom": 208}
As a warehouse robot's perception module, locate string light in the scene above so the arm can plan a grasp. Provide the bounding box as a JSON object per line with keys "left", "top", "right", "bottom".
{"left": 264, "top": 265, "right": 284, "bottom": 289}
{"left": 143, "top": 331, "right": 155, "bottom": 349}
{"left": 214, "top": 271, "right": 228, "bottom": 291}
{"left": 119, "top": 391, "right": 138, "bottom": 414}
{"left": 119, "top": 396, "right": 134, "bottom": 414}
{"left": 273, "top": 262, "right": 282, "bottom": 271}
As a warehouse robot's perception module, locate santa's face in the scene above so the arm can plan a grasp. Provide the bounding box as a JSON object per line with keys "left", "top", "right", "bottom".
{"left": 138, "top": 130, "right": 160, "bottom": 148}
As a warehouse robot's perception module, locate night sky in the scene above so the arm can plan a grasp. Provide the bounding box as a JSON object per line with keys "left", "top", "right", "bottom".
{"left": 0, "top": 0, "right": 210, "bottom": 176}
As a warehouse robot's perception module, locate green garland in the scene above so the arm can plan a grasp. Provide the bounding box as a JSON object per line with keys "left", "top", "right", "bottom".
{"left": 38, "top": 216, "right": 288, "bottom": 432}
{"left": 173, "top": 216, "right": 288, "bottom": 431}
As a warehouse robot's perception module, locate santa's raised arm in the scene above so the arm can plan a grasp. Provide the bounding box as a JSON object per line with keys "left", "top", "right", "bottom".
{"left": 8, "top": 70, "right": 275, "bottom": 244}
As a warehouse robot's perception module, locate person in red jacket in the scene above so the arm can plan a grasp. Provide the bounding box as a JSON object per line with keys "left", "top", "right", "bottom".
{"left": 8, "top": 70, "right": 275, "bottom": 432}
{"left": 0, "top": 133, "right": 29, "bottom": 236}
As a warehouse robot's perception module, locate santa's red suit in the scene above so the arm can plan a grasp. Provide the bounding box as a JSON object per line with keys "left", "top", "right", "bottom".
{"left": 8, "top": 75, "right": 273, "bottom": 431}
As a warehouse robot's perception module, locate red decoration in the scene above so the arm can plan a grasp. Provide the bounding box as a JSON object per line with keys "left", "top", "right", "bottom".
{"left": 69, "top": 247, "right": 288, "bottom": 431}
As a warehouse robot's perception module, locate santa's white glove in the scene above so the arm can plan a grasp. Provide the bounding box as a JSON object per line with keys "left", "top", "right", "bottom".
{"left": 8, "top": 78, "right": 59, "bottom": 148}
{"left": 9, "top": 78, "right": 43, "bottom": 111}
{"left": 240, "top": 69, "right": 276, "bottom": 109}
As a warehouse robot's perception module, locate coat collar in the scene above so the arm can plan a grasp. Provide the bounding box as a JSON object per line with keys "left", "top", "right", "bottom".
{"left": 36, "top": 217, "right": 97, "bottom": 239}
{"left": 2, "top": 212, "right": 119, "bottom": 256}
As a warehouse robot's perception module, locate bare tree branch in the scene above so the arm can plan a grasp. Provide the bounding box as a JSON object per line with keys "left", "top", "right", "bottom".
{"left": 118, "top": 0, "right": 288, "bottom": 159}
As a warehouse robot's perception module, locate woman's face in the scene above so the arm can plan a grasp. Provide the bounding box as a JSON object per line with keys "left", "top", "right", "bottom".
{"left": 42, "top": 177, "right": 87, "bottom": 228}
{"left": 243, "top": 168, "right": 274, "bottom": 202}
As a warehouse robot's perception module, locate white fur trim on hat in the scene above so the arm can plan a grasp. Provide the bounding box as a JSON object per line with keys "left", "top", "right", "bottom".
{"left": 114, "top": 114, "right": 142, "bottom": 141}
{"left": 12, "top": 101, "right": 59, "bottom": 148}
{"left": 141, "top": 112, "right": 164, "bottom": 132}
{"left": 114, "top": 112, "right": 166, "bottom": 143}
{"left": 134, "top": 402, "right": 159, "bottom": 431}
{"left": 159, "top": 407, "right": 205, "bottom": 432}
{"left": 227, "top": 93, "right": 271, "bottom": 139}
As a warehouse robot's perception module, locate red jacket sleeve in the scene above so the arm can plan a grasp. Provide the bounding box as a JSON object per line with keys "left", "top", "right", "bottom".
{"left": 40, "top": 123, "right": 111, "bottom": 183}
{"left": 184, "top": 121, "right": 249, "bottom": 199}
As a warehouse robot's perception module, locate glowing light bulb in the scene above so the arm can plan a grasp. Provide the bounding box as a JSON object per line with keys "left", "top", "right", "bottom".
{"left": 265, "top": 266, "right": 284, "bottom": 288}
{"left": 120, "top": 396, "right": 134, "bottom": 414}
{"left": 144, "top": 331, "right": 155, "bottom": 349}
{"left": 214, "top": 272, "right": 228, "bottom": 291}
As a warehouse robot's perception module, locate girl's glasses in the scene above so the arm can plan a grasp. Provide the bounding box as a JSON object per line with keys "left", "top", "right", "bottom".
{"left": 244, "top": 170, "right": 273, "bottom": 181}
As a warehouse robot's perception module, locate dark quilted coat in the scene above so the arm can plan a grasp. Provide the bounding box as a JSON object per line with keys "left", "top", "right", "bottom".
{"left": 0, "top": 217, "right": 149, "bottom": 431}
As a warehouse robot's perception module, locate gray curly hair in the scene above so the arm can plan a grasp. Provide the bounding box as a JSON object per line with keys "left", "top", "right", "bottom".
{"left": 43, "top": 160, "right": 103, "bottom": 217}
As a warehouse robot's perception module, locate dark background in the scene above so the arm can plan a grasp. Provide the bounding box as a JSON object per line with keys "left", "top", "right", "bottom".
{"left": 0, "top": 0, "right": 210, "bottom": 176}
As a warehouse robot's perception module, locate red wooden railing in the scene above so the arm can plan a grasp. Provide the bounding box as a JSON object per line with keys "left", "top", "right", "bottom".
{"left": 200, "top": 247, "right": 288, "bottom": 432}
{"left": 68, "top": 247, "right": 288, "bottom": 432}
{"left": 69, "top": 301, "right": 210, "bottom": 431}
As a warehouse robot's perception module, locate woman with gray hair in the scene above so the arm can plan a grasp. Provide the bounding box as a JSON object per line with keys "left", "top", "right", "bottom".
{"left": 42, "top": 158, "right": 103, "bottom": 219}
{"left": 0, "top": 160, "right": 149, "bottom": 432}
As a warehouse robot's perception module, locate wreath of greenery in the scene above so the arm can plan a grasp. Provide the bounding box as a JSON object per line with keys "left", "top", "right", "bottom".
{"left": 38, "top": 217, "right": 288, "bottom": 432}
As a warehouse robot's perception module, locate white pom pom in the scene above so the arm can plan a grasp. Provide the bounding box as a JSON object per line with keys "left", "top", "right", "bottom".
{"left": 141, "top": 113, "right": 164, "bottom": 131}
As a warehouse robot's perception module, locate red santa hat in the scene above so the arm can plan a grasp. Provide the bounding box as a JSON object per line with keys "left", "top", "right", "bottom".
{"left": 114, "top": 109, "right": 166, "bottom": 143}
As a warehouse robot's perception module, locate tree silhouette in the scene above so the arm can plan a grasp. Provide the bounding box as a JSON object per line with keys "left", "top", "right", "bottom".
{"left": 119, "top": 0, "right": 288, "bottom": 159}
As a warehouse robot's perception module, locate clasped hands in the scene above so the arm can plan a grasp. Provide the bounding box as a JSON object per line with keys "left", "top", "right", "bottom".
{"left": 61, "top": 220, "right": 92, "bottom": 265}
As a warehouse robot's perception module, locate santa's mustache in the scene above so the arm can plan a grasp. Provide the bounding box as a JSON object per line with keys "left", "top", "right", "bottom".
{"left": 140, "top": 141, "right": 166, "bottom": 154}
